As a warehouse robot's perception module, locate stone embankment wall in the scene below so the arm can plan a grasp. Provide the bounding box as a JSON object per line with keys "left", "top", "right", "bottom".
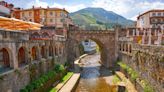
{"left": 119, "top": 44, "right": 164, "bottom": 92}
{"left": 0, "top": 57, "right": 63, "bottom": 92}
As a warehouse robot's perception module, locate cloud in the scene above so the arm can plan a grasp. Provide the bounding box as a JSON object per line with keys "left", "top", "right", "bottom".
{"left": 91, "top": 0, "right": 164, "bottom": 20}
{"left": 25, "top": 0, "right": 86, "bottom": 12}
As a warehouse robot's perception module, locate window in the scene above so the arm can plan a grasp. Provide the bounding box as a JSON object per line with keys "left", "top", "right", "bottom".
{"left": 157, "top": 19, "right": 161, "bottom": 23}
{"left": 22, "top": 12, "right": 24, "bottom": 16}
{"left": 29, "top": 12, "right": 32, "bottom": 16}
{"left": 158, "top": 12, "right": 161, "bottom": 16}
{"left": 152, "top": 12, "right": 156, "bottom": 16}
{"left": 29, "top": 19, "right": 32, "bottom": 22}
{"left": 50, "top": 12, "right": 53, "bottom": 16}
{"left": 40, "top": 11, "right": 42, "bottom": 15}
{"left": 61, "top": 19, "right": 64, "bottom": 22}
{"left": 50, "top": 19, "right": 53, "bottom": 22}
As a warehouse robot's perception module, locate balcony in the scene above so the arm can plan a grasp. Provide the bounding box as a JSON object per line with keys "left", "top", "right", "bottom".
{"left": 0, "top": 30, "right": 29, "bottom": 41}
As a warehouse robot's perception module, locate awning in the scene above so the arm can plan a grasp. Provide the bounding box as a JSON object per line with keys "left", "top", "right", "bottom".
{"left": 0, "top": 16, "right": 43, "bottom": 31}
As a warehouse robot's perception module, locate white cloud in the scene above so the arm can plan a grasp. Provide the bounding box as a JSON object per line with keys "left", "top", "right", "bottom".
{"left": 51, "top": 3, "right": 86, "bottom": 12}
{"left": 26, "top": 0, "right": 48, "bottom": 8}
{"left": 25, "top": 0, "right": 86, "bottom": 13}
{"left": 91, "top": 0, "right": 164, "bottom": 20}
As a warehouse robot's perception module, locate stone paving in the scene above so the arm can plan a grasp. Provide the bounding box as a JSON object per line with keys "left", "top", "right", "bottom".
{"left": 59, "top": 73, "right": 80, "bottom": 92}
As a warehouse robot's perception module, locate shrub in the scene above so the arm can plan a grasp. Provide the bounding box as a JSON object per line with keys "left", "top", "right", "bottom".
{"left": 54, "top": 64, "right": 65, "bottom": 73}
{"left": 20, "top": 89, "right": 28, "bottom": 92}
{"left": 26, "top": 84, "right": 34, "bottom": 92}
{"left": 20, "top": 70, "right": 57, "bottom": 92}
{"left": 118, "top": 61, "right": 138, "bottom": 81}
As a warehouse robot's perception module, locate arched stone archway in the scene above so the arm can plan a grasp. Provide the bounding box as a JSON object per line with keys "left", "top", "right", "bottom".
{"left": 67, "top": 31, "right": 117, "bottom": 68}
{"left": 41, "top": 46, "right": 46, "bottom": 58}
{"left": 0, "top": 48, "right": 10, "bottom": 68}
{"left": 129, "top": 44, "right": 132, "bottom": 53}
{"left": 49, "top": 45, "right": 53, "bottom": 56}
{"left": 18, "top": 47, "right": 26, "bottom": 66}
{"left": 31, "top": 46, "right": 38, "bottom": 60}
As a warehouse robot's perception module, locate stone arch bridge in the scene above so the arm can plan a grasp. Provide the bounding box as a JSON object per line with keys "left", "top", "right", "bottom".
{"left": 67, "top": 30, "right": 118, "bottom": 68}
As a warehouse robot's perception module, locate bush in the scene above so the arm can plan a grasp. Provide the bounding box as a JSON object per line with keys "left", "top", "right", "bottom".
{"left": 26, "top": 84, "right": 34, "bottom": 92}
{"left": 20, "top": 89, "right": 28, "bottom": 92}
{"left": 54, "top": 64, "right": 65, "bottom": 73}
{"left": 118, "top": 62, "right": 138, "bottom": 81}
{"left": 20, "top": 70, "right": 57, "bottom": 92}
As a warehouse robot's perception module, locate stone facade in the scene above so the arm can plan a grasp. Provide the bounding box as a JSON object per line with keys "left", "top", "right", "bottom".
{"left": 119, "top": 42, "right": 164, "bottom": 92}
{"left": 0, "top": 29, "right": 67, "bottom": 92}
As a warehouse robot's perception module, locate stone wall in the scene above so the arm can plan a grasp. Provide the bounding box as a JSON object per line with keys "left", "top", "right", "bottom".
{"left": 119, "top": 44, "right": 164, "bottom": 92}
{"left": 0, "top": 57, "right": 59, "bottom": 92}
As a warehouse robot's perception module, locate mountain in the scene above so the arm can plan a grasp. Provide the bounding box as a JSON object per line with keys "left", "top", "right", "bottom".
{"left": 70, "top": 7, "right": 134, "bottom": 30}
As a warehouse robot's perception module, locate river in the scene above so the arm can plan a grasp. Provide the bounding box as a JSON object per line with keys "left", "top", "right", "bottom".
{"left": 75, "top": 53, "right": 117, "bottom": 92}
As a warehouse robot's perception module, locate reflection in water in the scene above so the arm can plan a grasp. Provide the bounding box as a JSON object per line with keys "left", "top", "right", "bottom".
{"left": 75, "top": 54, "right": 117, "bottom": 92}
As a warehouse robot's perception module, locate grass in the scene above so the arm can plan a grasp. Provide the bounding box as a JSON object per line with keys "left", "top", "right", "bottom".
{"left": 112, "top": 75, "right": 121, "bottom": 84}
{"left": 117, "top": 61, "right": 138, "bottom": 81}
{"left": 61, "top": 72, "right": 73, "bottom": 83}
{"left": 50, "top": 88, "right": 57, "bottom": 92}
{"left": 49, "top": 72, "right": 74, "bottom": 92}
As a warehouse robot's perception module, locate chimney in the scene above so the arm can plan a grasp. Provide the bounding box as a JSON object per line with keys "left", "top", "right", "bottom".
{"left": 32, "top": 5, "right": 34, "bottom": 9}
{"left": 47, "top": 6, "right": 49, "bottom": 8}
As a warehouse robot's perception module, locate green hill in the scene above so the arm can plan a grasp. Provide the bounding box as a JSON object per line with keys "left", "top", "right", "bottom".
{"left": 70, "top": 7, "right": 134, "bottom": 30}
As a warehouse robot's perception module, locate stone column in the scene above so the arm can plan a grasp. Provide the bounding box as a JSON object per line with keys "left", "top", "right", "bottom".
{"left": 136, "top": 29, "right": 139, "bottom": 36}
{"left": 148, "top": 29, "right": 152, "bottom": 45}
{"left": 126, "top": 29, "right": 129, "bottom": 37}
{"left": 12, "top": 43, "right": 18, "bottom": 69}
{"left": 142, "top": 29, "right": 146, "bottom": 44}
{"left": 38, "top": 46, "right": 42, "bottom": 60}
{"left": 133, "top": 29, "right": 135, "bottom": 36}
{"left": 155, "top": 29, "right": 157, "bottom": 36}
{"left": 157, "top": 30, "right": 162, "bottom": 45}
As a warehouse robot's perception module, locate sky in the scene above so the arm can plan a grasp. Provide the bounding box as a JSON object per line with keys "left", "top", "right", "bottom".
{"left": 4, "top": 0, "right": 164, "bottom": 20}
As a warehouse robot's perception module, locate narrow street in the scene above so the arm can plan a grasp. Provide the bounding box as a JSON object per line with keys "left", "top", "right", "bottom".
{"left": 75, "top": 53, "right": 117, "bottom": 92}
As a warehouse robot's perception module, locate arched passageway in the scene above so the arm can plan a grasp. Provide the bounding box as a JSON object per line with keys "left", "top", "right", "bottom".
{"left": 77, "top": 39, "right": 106, "bottom": 65}
{"left": 49, "top": 46, "right": 53, "bottom": 56}
{"left": 68, "top": 30, "right": 116, "bottom": 68}
{"left": 18, "top": 47, "right": 26, "bottom": 66}
{"left": 41, "top": 46, "right": 46, "bottom": 58}
{"left": 0, "top": 48, "right": 10, "bottom": 68}
{"left": 31, "top": 46, "right": 38, "bottom": 60}
{"left": 55, "top": 46, "right": 58, "bottom": 56}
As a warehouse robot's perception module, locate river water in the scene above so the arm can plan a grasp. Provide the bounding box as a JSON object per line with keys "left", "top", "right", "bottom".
{"left": 75, "top": 54, "right": 117, "bottom": 92}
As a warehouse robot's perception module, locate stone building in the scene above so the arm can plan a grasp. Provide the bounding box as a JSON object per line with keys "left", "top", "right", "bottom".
{"left": 0, "top": 16, "right": 67, "bottom": 92}
{"left": 137, "top": 9, "right": 164, "bottom": 30}
{"left": 11, "top": 6, "right": 74, "bottom": 29}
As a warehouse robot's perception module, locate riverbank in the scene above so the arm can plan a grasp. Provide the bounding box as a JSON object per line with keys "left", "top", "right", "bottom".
{"left": 54, "top": 54, "right": 87, "bottom": 92}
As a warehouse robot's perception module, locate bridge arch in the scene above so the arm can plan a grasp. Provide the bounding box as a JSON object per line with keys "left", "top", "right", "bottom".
{"left": 67, "top": 31, "right": 117, "bottom": 68}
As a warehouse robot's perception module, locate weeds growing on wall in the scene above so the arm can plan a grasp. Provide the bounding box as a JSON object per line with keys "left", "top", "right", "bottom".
{"left": 20, "top": 64, "right": 66, "bottom": 92}
{"left": 117, "top": 61, "right": 155, "bottom": 92}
